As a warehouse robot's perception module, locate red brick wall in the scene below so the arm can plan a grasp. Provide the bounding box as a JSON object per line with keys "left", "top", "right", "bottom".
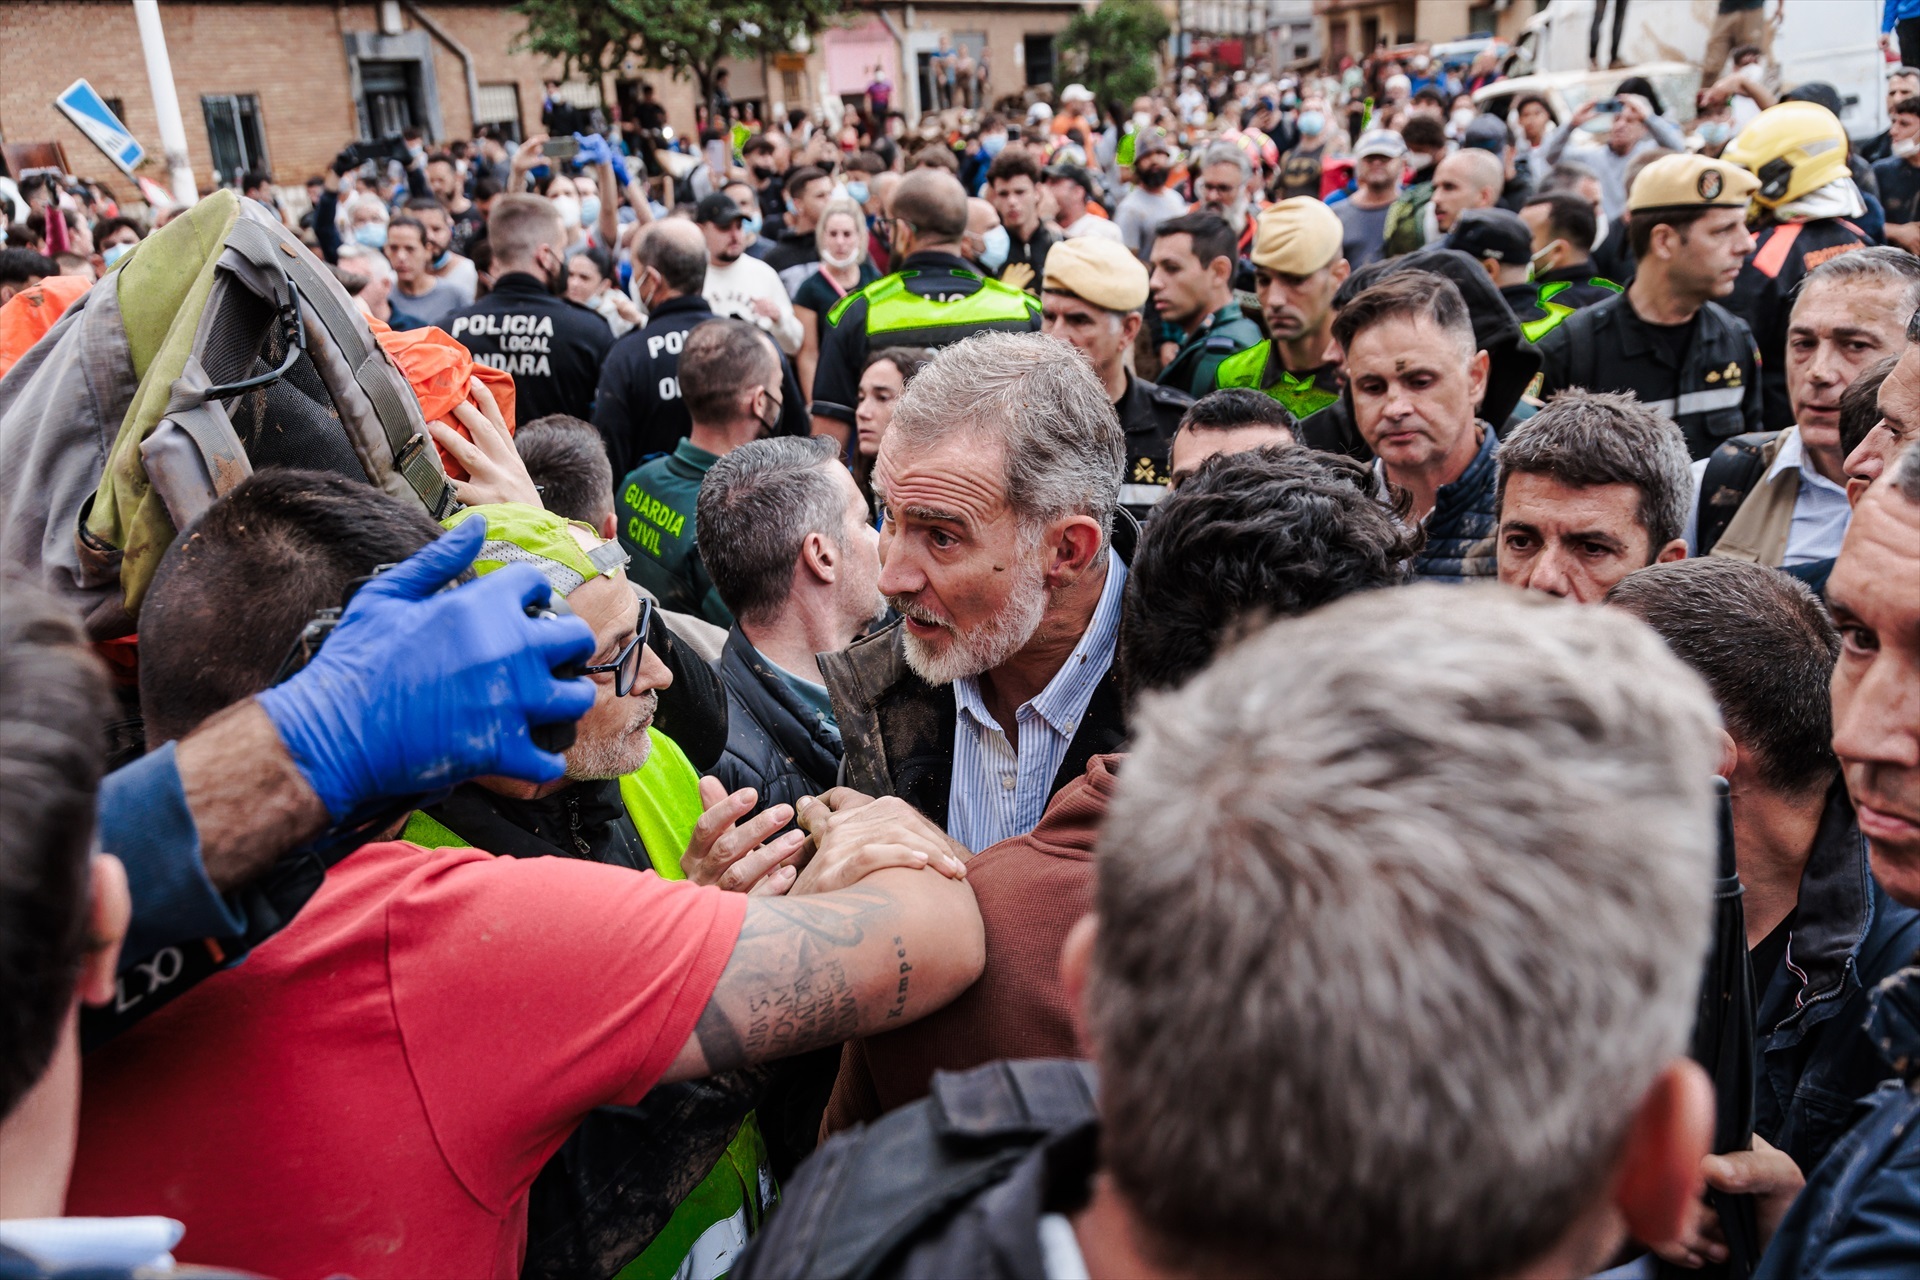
{"left": 0, "top": 1, "right": 851, "bottom": 206}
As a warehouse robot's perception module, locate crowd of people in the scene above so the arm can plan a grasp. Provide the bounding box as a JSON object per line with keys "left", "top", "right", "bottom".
{"left": 2, "top": 22, "right": 1920, "bottom": 1280}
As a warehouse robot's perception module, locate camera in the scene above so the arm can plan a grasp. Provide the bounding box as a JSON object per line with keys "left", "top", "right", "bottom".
{"left": 332, "top": 136, "right": 412, "bottom": 176}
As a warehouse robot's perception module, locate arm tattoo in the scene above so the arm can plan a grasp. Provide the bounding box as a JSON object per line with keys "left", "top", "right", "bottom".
{"left": 694, "top": 888, "right": 899, "bottom": 1073}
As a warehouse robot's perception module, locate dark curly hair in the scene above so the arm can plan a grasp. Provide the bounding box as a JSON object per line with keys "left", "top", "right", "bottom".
{"left": 1118, "top": 446, "right": 1416, "bottom": 703}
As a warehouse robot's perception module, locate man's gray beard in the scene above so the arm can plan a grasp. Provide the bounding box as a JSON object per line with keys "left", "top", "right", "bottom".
{"left": 564, "top": 692, "right": 658, "bottom": 781}
{"left": 895, "top": 560, "right": 1049, "bottom": 687}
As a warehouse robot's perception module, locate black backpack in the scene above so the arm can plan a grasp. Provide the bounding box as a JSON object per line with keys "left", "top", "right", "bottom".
{"left": 732, "top": 1059, "right": 1098, "bottom": 1280}
{"left": 1696, "top": 431, "right": 1782, "bottom": 555}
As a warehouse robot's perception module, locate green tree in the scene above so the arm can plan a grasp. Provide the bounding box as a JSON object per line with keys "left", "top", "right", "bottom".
{"left": 1058, "top": 0, "right": 1170, "bottom": 112}
{"left": 514, "top": 0, "right": 844, "bottom": 116}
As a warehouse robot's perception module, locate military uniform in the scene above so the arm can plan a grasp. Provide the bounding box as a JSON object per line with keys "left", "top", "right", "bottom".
{"left": 811, "top": 250, "right": 1041, "bottom": 430}
{"left": 1156, "top": 300, "right": 1263, "bottom": 398}
{"left": 1207, "top": 341, "right": 1342, "bottom": 418}
{"left": 1538, "top": 152, "right": 1767, "bottom": 459}
{"left": 1537, "top": 290, "right": 1763, "bottom": 459}
{"left": 1114, "top": 373, "right": 1192, "bottom": 516}
{"left": 617, "top": 438, "right": 731, "bottom": 627}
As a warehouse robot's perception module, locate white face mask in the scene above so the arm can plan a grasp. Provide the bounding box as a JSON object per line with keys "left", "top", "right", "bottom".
{"left": 1896, "top": 136, "right": 1920, "bottom": 159}
{"left": 550, "top": 195, "right": 582, "bottom": 229}
{"left": 1133, "top": 111, "right": 1153, "bottom": 130}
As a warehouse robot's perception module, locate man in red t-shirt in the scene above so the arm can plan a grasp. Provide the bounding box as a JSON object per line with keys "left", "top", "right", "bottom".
{"left": 64, "top": 474, "right": 986, "bottom": 1280}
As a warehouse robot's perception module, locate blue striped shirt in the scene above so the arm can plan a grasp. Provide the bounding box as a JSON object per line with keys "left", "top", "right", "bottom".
{"left": 946, "top": 557, "right": 1127, "bottom": 853}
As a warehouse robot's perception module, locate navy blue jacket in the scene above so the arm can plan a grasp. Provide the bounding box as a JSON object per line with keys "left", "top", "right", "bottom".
{"left": 1407, "top": 424, "right": 1500, "bottom": 583}
{"left": 1754, "top": 959, "right": 1920, "bottom": 1279}
{"left": 1754, "top": 782, "right": 1920, "bottom": 1173}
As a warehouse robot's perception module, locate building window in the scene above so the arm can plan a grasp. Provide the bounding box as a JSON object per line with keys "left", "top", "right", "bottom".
{"left": 1361, "top": 17, "right": 1380, "bottom": 53}
{"left": 201, "top": 93, "right": 267, "bottom": 185}
{"left": 1023, "top": 34, "right": 1053, "bottom": 87}
{"left": 360, "top": 60, "right": 422, "bottom": 139}
{"left": 475, "top": 82, "right": 522, "bottom": 142}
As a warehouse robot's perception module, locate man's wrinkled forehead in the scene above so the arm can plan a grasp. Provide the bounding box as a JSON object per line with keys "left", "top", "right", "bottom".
{"left": 875, "top": 429, "right": 1011, "bottom": 524}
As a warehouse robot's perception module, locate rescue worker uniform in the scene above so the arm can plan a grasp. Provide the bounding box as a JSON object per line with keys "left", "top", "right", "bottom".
{"left": 1155, "top": 299, "right": 1263, "bottom": 397}
{"left": 810, "top": 250, "right": 1041, "bottom": 432}
{"left": 1199, "top": 197, "right": 1348, "bottom": 420}
{"left": 1536, "top": 154, "right": 1766, "bottom": 459}
{"left": 1041, "top": 237, "right": 1192, "bottom": 518}
{"left": 1723, "top": 100, "right": 1875, "bottom": 430}
{"left": 444, "top": 271, "right": 612, "bottom": 425}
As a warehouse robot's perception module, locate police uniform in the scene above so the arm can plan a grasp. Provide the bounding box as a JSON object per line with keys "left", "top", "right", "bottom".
{"left": 1536, "top": 155, "right": 1766, "bottom": 460}
{"left": 1040, "top": 236, "right": 1192, "bottom": 517}
{"left": 811, "top": 250, "right": 1041, "bottom": 430}
{"left": 1723, "top": 100, "right": 1875, "bottom": 430}
{"left": 1198, "top": 197, "right": 1347, "bottom": 420}
{"left": 444, "top": 271, "right": 612, "bottom": 425}
{"left": 1156, "top": 300, "right": 1263, "bottom": 398}
{"left": 590, "top": 295, "right": 716, "bottom": 485}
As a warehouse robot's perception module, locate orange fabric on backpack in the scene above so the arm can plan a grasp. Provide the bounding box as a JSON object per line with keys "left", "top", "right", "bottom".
{"left": 365, "top": 318, "right": 516, "bottom": 480}
{"left": 0, "top": 275, "right": 93, "bottom": 379}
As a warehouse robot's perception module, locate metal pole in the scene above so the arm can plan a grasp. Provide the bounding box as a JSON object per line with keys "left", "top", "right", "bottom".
{"left": 132, "top": 0, "right": 198, "bottom": 207}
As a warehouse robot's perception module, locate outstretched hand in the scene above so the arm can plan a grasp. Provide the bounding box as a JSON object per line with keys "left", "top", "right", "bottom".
{"left": 254, "top": 517, "right": 596, "bottom": 822}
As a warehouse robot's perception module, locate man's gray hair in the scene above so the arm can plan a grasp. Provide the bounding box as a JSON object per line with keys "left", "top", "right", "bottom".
{"left": 1802, "top": 245, "right": 1920, "bottom": 328}
{"left": 696, "top": 436, "right": 845, "bottom": 624}
{"left": 1091, "top": 586, "right": 1722, "bottom": 1279}
{"left": 885, "top": 331, "right": 1123, "bottom": 551}
{"left": 1498, "top": 390, "right": 1694, "bottom": 552}
{"left": 1199, "top": 142, "right": 1252, "bottom": 182}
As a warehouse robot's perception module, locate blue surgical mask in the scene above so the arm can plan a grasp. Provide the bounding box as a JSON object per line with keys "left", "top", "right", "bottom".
{"left": 1697, "top": 120, "right": 1733, "bottom": 147}
{"left": 741, "top": 212, "right": 763, "bottom": 236}
{"left": 353, "top": 222, "right": 388, "bottom": 249}
{"left": 102, "top": 241, "right": 134, "bottom": 268}
{"left": 431, "top": 248, "right": 451, "bottom": 271}
{"left": 579, "top": 195, "right": 601, "bottom": 227}
{"left": 978, "top": 224, "right": 1010, "bottom": 272}
{"left": 1299, "top": 111, "right": 1326, "bottom": 136}
{"left": 981, "top": 132, "right": 1007, "bottom": 157}
{"left": 845, "top": 180, "right": 870, "bottom": 206}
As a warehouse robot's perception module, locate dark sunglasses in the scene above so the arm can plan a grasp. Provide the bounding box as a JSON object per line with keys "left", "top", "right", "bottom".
{"left": 576, "top": 595, "right": 655, "bottom": 696}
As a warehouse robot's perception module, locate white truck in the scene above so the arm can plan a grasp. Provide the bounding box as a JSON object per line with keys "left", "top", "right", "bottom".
{"left": 1499, "top": 0, "right": 1887, "bottom": 140}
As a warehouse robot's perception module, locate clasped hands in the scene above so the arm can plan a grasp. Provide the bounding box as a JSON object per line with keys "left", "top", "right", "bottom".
{"left": 681, "top": 781, "right": 969, "bottom": 897}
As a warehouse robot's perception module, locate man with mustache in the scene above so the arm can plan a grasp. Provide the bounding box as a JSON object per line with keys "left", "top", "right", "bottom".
{"left": 821, "top": 331, "right": 1130, "bottom": 851}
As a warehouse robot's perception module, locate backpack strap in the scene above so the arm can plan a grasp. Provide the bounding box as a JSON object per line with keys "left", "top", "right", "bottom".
{"left": 736, "top": 1060, "right": 1097, "bottom": 1280}
{"left": 1697, "top": 431, "right": 1781, "bottom": 555}
{"left": 223, "top": 213, "right": 459, "bottom": 520}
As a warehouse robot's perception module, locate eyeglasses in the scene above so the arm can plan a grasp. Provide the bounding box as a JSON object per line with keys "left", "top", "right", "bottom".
{"left": 576, "top": 596, "right": 654, "bottom": 696}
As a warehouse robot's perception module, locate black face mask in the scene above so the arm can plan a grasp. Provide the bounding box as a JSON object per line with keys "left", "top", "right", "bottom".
{"left": 1137, "top": 167, "right": 1168, "bottom": 190}
{"left": 750, "top": 164, "right": 778, "bottom": 181}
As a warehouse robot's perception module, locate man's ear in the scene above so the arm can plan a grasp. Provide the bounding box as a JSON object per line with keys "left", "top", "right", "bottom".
{"left": 1044, "top": 515, "right": 1105, "bottom": 586}
{"left": 1208, "top": 254, "right": 1234, "bottom": 288}
{"left": 800, "top": 529, "right": 838, "bottom": 584}
{"left": 1715, "top": 727, "right": 1741, "bottom": 782}
{"left": 1467, "top": 347, "right": 1491, "bottom": 409}
{"left": 1611, "top": 1058, "right": 1715, "bottom": 1250}
{"left": 1059, "top": 914, "right": 1098, "bottom": 1058}
{"left": 599, "top": 512, "right": 618, "bottom": 542}
{"left": 1121, "top": 309, "right": 1144, "bottom": 346}
{"left": 1654, "top": 537, "right": 1688, "bottom": 565}
{"left": 80, "top": 854, "right": 131, "bottom": 1007}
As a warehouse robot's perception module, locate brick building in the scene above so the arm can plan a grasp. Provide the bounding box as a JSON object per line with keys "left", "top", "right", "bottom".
{"left": 0, "top": 0, "right": 1093, "bottom": 204}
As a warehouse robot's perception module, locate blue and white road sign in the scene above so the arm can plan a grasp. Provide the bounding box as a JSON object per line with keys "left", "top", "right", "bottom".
{"left": 55, "top": 79, "right": 145, "bottom": 177}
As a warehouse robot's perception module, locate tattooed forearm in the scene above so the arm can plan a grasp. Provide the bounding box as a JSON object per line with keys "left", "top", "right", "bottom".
{"left": 884, "top": 935, "right": 910, "bottom": 1021}
{"left": 694, "top": 892, "right": 895, "bottom": 1073}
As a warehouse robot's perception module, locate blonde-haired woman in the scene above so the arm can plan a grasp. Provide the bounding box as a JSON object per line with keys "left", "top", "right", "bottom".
{"left": 794, "top": 196, "right": 879, "bottom": 397}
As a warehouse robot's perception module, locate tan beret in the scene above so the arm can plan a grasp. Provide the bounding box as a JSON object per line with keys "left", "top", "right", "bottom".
{"left": 1628, "top": 153, "right": 1759, "bottom": 213}
{"left": 1251, "top": 196, "right": 1344, "bottom": 275}
{"left": 1041, "top": 234, "right": 1150, "bottom": 313}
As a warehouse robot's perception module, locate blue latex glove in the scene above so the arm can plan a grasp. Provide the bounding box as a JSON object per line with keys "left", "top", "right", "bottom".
{"left": 255, "top": 518, "right": 596, "bottom": 823}
{"left": 573, "top": 132, "right": 630, "bottom": 188}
